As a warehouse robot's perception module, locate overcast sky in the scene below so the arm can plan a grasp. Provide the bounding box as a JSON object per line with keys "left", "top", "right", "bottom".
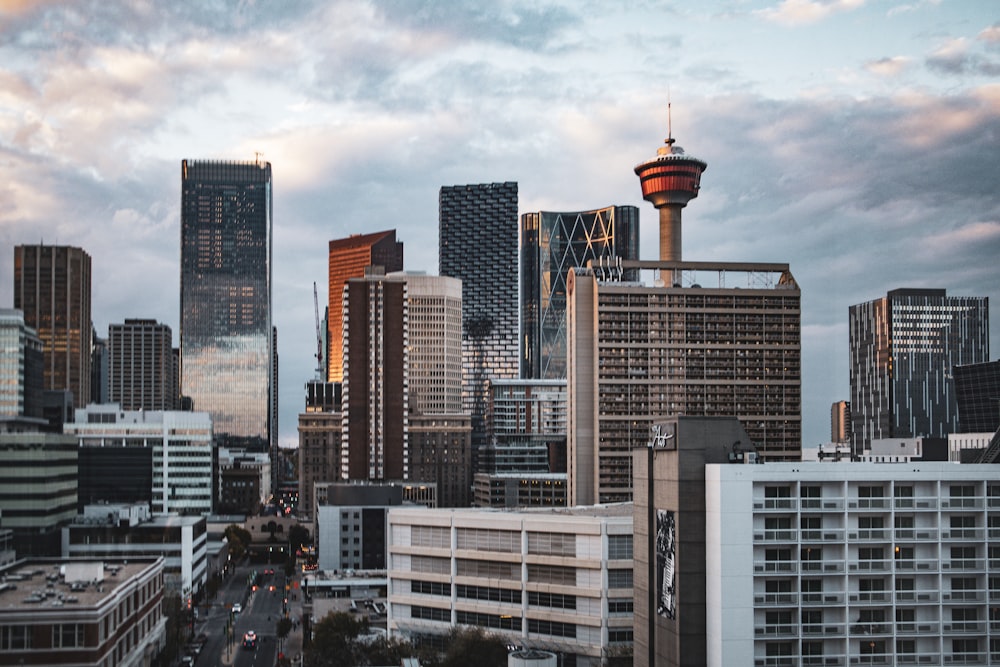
{"left": 1, "top": 0, "right": 997, "bottom": 448}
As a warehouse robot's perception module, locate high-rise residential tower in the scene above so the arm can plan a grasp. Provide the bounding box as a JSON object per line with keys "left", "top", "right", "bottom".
{"left": 520, "top": 206, "right": 640, "bottom": 379}
{"left": 830, "top": 400, "right": 851, "bottom": 444}
{"left": 108, "top": 319, "right": 176, "bottom": 411}
{"left": 439, "top": 182, "right": 519, "bottom": 472}
{"left": 342, "top": 269, "right": 408, "bottom": 481}
{"left": 327, "top": 230, "right": 403, "bottom": 383}
{"left": 849, "top": 288, "right": 989, "bottom": 455}
{"left": 180, "top": 159, "right": 273, "bottom": 453}
{"left": 13, "top": 245, "right": 92, "bottom": 408}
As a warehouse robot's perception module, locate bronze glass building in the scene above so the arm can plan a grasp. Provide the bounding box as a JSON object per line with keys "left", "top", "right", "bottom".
{"left": 180, "top": 159, "right": 273, "bottom": 451}
{"left": 13, "top": 245, "right": 92, "bottom": 408}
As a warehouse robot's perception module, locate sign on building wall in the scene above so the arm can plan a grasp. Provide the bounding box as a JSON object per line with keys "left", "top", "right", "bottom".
{"left": 656, "top": 509, "right": 676, "bottom": 619}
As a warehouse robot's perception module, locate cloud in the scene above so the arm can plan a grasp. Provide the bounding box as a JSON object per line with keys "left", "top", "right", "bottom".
{"left": 865, "top": 56, "right": 910, "bottom": 77}
{"left": 926, "top": 36, "right": 1000, "bottom": 77}
{"left": 756, "top": 0, "right": 866, "bottom": 27}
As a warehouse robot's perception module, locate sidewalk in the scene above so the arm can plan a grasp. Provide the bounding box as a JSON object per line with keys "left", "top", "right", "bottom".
{"left": 279, "top": 573, "right": 306, "bottom": 666}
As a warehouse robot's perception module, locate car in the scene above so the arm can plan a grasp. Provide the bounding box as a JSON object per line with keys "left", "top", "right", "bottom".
{"left": 231, "top": 603, "right": 242, "bottom": 614}
{"left": 242, "top": 631, "right": 257, "bottom": 650}
{"left": 180, "top": 656, "right": 195, "bottom": 666}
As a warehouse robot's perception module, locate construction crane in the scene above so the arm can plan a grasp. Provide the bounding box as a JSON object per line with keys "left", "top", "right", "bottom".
{"left": 313, "top": 282, "right": 323, "bottom": 379}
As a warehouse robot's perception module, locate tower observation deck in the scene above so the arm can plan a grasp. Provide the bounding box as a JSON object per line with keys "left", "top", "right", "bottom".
{"left": 634, "top": 119, "right": 707, "bottom": 262}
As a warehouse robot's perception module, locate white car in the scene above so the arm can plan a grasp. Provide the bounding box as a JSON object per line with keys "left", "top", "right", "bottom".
{"left": 232, "top": 603, "right": 242, "bottom": 614}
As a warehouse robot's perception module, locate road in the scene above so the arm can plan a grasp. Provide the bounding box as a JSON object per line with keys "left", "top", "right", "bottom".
{"left": 193, "top": 565, "right": 289, "bottom": 667}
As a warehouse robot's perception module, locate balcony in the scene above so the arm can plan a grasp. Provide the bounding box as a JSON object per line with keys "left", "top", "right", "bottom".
{"left": 942, "top": 590, "right": 986, "bottom": 603}
{"left": 849, "top": 498, "right": 890, "bottom": 510}
{"left": 848, "top": 529, "right": 888, "bottom": 541}
{"left": 754, "top": 592, "right": 798, "bottom": 605}
{"left": 893, "top": 528, "right": 938, "bottom": 541}
{"left": 755, "top": 529, "right": 798, "bottom": 542}
{"left": 849, "top": 559, "right": 891, "bottom": 572}
{"left": 802, "top": 529, "right": 845, "bottom": 542}
{"left": 754, "top": 498, "right": 798, "bottom": 511}
{"left": 942, "top": 559, "right": 984, "bottom": 572}
{"left": 801, "top": 560, "right": 845, "bottom": 574}
{"left": 942, "top": 621, "right": 984, "bottom": 634}
{"left": 753, "top": 623, "right": 797, "bottom": 638}
{"left": 801, "top": 591, "right": 845, "bottom": 605}
{"left": 893, "top": 558, "right": 939, "bottom": 572}
{"left": 895, "top": 498, "right": 937, "bottom": 510}
{"left": 754, "top": 561, "right": 797, "bottom": 574}
{"left": 895, "top": 590, "right": 938, "bottom": 603}
{"left": 848, "top": 591, "right": 891, "bottom": 603}
{"left": 941, "top": 498, "right": 984, "bottom": 510}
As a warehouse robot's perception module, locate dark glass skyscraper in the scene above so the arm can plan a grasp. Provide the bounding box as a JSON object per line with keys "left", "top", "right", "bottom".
{"left": 521, "top": 205, "right": 639, "bottom": 379}
{"left": 849, "top": 288, "right": 989, "bottom": 454}
{"left": 180, "top": 159, "right": 273, "bottom": 452}
{"left": 439, "top": 182, "right": 519, "bottom": 473}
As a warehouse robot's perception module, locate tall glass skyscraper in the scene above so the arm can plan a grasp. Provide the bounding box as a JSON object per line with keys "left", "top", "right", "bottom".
{"left": 180, "top": 159, "right": 273, "bottom": 452}
{"left": 439, "top": 182, "right": 519, "bottom": 473}
{"left": 521, "top": 206, "right": 639, "bottom": 379}
{"left": 849, "top": 288, "right": 989, "bottom": 454}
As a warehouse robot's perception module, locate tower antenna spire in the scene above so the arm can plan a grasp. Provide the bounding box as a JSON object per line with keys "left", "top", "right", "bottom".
{"left": 666, "top": 91, "right": 675, "bottom": 146}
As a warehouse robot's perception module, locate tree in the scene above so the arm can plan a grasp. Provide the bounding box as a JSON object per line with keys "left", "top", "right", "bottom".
{"left": 224, "top": 524, "right": 252, "bottom": 562}
{"left": 303, "top": 612, "right": 369, "bottom": 667}
{"left": 288, "top": 523, "right": 310, "bottom": 554}
{"left": 276, "top": 616, "right": 293, "bottom": 640}
{"left": 438, "top": 627, "right": 508, "bottom": 667}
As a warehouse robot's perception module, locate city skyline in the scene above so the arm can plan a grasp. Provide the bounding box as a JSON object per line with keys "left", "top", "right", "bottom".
{"left": 0, "top": 1, "right": 997, "bottom": 447}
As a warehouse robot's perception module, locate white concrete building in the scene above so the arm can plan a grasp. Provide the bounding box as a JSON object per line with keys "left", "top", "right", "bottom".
{"left": 705, "top": 462, "right": 1000, "bottom": 667}
{"left": 66, "top": 404, "right": 213, "bottom": 515}
{"left": 387, "top": 504, "right": 634, "bottom": 666}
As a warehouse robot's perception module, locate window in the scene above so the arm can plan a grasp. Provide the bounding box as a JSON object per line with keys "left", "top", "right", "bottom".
{"left": 894, "top": 485, "right": 913, "bottom": 498}
{"left": 950, "top": 515, "right": 977, "bottom": 538}
{"left": 411, "top": 580, "right": 449, "bottom": 596}
{"left": 896, "top": 639, "right": 915, "bottom": 657}
{"left": 801, "top": 609, "right": 822, "bottom": 633}
{"left": 457, "top": 610, "right": 521, "bottom": 631}
{"left": 528, "top": 564, "right": 576, "bottom": 586}
{"left": 608, "top": 629, "right": 633, "bottom": 643}
{"left": 411, "top": 605, "right": 450, "bottom": 622}
{"left": 528, "top": 532, "right": 576, "bottom": 556}
{"left": 0, "top": 626, "right": 31, "bottom": 650}
{"left": 527, "top": 618, "right": 575, "bottom": 638}
{"left": 801, "top": 578, "right": 822, "bottom": 602}
{"left": 457, "top": 584, "right": 520, "bottom": 604}
{"left": 608, "top": 569, "right": 633, "bottom": 589}
{"left": 802, "top": 640, "right": 823, "bottom": 664}
{"left": 607, "top": 534, "right": 633, "bottom": 560}
{"left": 765, "top": 610, "right": 793, "bottom": 634}
{"left": 800, "top": 516, "right": 821, "bottom": 537}
{"left": 952, "top": 607, "right": 978, "bottom": 632}
{"left": 765, "top": 641, "right": 794, "bottom": 666}
{"left": 765, "top": 485, "right": 791, "bottom": 497}
{"left": 896, "top": 607, "right": 915, "bottom": 628}
{"left": 528, "top": 591, "right": 576, "bottom": 610}
{"left": 859, "top": 547, "right": 884, "bottom": 560}
{"left": 952, "top": 638, "right": 979, "bottom": 658}
{"left": 52, "top": 624, "right": 85, "bottom": 648}
{"left": 608, "top": 598, "right": 633, "bottom": 615}
{"left": 950, "top": 576, "right": 978, "bottom": 600}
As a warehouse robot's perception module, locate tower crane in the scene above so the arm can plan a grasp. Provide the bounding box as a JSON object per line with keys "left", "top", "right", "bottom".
{"left": 313, "top": 282, "right": 323, "bottom": 379}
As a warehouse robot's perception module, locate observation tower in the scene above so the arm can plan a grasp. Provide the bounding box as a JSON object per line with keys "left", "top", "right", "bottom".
{"left": 633, "top": 107, "right": 707, "bottom": 261}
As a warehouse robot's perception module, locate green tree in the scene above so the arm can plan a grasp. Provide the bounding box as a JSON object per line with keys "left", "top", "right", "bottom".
{"left": 439, "top": 627, "right": 508, "bottom": 667}
{"left": 224, "top": 524, "right": 251, "bottom": 562}
{"left": 303, "top": 611, "right": 369, "bottom": 667}
{"left": 359, "top": 636, "right": 413, "bottom": 665}
{"left": 288, "top": 523, "right": 310, "bottom": 554}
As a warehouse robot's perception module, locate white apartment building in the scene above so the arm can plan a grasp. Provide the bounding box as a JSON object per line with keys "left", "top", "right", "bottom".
{"left": 387, "top": 504, "right": 634, "bottom": 666}
{"left": 705, "top": 462, "right": 1000, "bottom": 666}
{"left": 66, "top": 404, "right": 213, "bottom": 515}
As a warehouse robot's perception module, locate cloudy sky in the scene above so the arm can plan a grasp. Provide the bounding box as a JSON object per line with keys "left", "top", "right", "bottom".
{"left": 1, "top": 0, "right": 997, "bottom": 448}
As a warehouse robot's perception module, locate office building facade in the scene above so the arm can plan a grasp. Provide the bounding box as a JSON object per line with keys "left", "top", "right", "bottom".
{"left": 66, "top": 405, "right": 213, "bottom": 516}
{"left": 108, "top": 319, "right": 176, "bottom": 411}
{"left": 439, "top": 182, "right": 520, "bottom": 472}
{"left": 954, "top": 359, "right": 1000, "bottom": 434}
{"left": 179, "top": 159, "right": 273, "bottom": 452}
{"left": 13, "top": 244, "right": 92, "bottom": 408}
{"left": 0, "top": 308, "right": 44, "bottom": 419}
{"left": 327, "top": 230, "right": 404, "bottom": 383}
{"left": 849, "top": 289, "right": 989, "bottom": 454}
{"left": 520, "top": 206, "right": 639, "bottom": 379}
{"left": 298, "top": 380, "right": 343, "bottom": 521}
{"left": 387, "top": 504, "right": 635, "bottom": 666}
{"left": 831, "top": 401, "right": 851, "bottom": 445}
{"left": 567, "top": 261, "right": 801, "bottom": 505}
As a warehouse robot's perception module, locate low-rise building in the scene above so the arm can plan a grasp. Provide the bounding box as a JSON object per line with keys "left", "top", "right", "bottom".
{"left": 0, "top": 557, "right": 166, "bottom": 666}
{"left": 61, "top": 507, "right": 207, "bottom": 600}
{"left": 387, "top": 504, "right": 634, "bottom": 665}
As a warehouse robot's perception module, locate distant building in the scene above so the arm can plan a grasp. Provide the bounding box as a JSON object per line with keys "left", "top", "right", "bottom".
{"left": 298, "top": 380, "right": 343, "bottom": 521}
{"left": 954, "top": 359, "right": 1000, "bottom": 434}
{"left": 90, "top": 329, "right": 109, "bottom": 404}
{"left": 408, "top": 413, "right": 471, "bottom": 508}
{"left": 0, "top": 431, "right": 78, "bottom": 556}
{"left": 849, "top": 288, "right": 989, "bottom": 455}
{"left": 439, "top": 182, "right": 520, "bottom": 474}
{"left": 387, "top": 503, "right": 635, "bottom": 666}
{"left": 217, "top": 448, "right": 271, "bottom": 515}
{"left": 567, "top": 261, "right": 801, "bottom": 505}
{"left": 13, "top": 244, "right": 92, "bottom": 407}
{"left": 65, "top": 404, "right": 213, "bottom": 516}
{"left": 109, "top": 319, "right": 176, "bottom": 411}
{"left": 315, "top": 483, "right": 406, "bottom": 572}
{"left": 474, "top": 379, "right": 568, "bottom": 508}
{"left": 520, "top": 206, "right": 639, "bottom": 379}
{"left": 0, "top": 558, "right": 166, "bottom": 666}
{"left": 244, "top": 513, "right": 297, "bottom": 564}
{"left": 0, "top": 308, "right": 44, "bottom": 419}
{"left": 180, "top": 159, "right": 274, "bottom": 455}
{"left": 830, "top": 400, "right": 851, "bottom": 445}
{"left": 62, "top": 506, "right": 208, "bottom": 598}
{"left": 327, "top": 230, "right": 404, "bottom": 383}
